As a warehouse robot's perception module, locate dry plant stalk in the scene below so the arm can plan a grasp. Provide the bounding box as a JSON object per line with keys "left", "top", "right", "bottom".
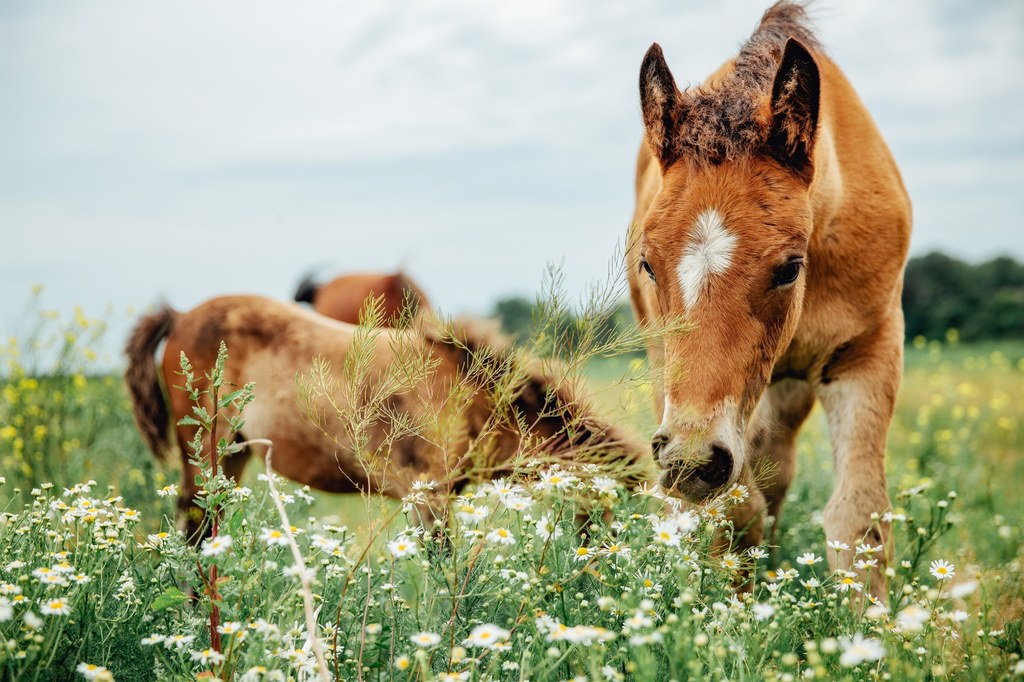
{"left": 238, "top": 437, "right": 331, "bottom": 682}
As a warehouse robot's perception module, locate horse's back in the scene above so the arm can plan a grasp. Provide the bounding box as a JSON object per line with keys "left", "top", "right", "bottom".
{"left": 801, "top": 54, "right": 912, "bottom": 339}
{"left": 815, "top": 54, "right": 911, "bottom": 228}
{"left": 164, "top": 295, "right": 351, "bottom": 371}
{"left": 160, "top": 293, "right": 446, "bottom": 417}
{"left": 312, "top": 272, "right": 427, "bottom": 325}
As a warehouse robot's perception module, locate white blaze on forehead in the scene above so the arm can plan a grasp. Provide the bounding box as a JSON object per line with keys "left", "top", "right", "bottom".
{"left": 677, "top": 209, "right": 736, "bottom": 311}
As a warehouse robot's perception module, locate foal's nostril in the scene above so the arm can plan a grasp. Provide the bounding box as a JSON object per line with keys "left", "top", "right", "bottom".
{"left": 695, "top": 444, "right": 733, "bottom": 489}
{"left": 651, "top": 430, "right": 670, "bottom": 457}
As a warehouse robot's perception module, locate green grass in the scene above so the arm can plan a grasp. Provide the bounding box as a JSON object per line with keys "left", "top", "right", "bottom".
{"left": 1, "top": 307, "right": 1022, "bottom": 681}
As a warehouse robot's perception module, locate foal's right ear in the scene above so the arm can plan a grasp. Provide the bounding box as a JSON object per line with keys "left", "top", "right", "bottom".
{"left": 640, "top": 43, "right": 687, "bottom": 170}
{"left": 767, "top": 38, "right": 820, "bottom": 181}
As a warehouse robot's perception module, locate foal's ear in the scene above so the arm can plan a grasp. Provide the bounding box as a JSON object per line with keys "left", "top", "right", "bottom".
{"left": 767, "top": 38, "right": 820, "bottom": 180}
{"left": 640, "top": 43, "right": 687, "bottom": 170}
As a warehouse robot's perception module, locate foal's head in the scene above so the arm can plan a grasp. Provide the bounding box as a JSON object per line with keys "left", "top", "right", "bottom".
{"left": 635, "top": 37, "right": 821, "bottom": 502}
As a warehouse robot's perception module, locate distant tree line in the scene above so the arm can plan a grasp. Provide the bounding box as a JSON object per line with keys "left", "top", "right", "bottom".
{"left": 903, "top": 252, "right": 1024, "bottom": 342}
{"left": 492, "top": 296, "right": 640, "bottom": 358}
{"left": 492, "top": 252, "right": 1024, "bottom": 346}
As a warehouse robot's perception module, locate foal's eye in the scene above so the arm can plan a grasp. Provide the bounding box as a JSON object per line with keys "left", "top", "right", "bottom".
{"left": 771, "top": 258, "right": 803, "bottom": 289}
{"left": 639, "top": 257, "right": 656, "bottom": 283}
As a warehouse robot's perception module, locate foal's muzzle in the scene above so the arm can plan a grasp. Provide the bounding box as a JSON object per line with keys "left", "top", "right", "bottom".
{"left": 652, "top": 429, "right": 736, "bottom": 502}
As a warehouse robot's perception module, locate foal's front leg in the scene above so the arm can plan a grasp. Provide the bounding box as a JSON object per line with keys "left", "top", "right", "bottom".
{"left": 816, "top": 316, "right": 903, "bottom": 601}
{"left": 718, "top": 381, "right": 815, "bottom": 569}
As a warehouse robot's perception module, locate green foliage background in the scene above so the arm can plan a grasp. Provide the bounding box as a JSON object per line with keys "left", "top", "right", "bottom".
{"left": 902, "top": 253, "right": 1024, "bottom": 342}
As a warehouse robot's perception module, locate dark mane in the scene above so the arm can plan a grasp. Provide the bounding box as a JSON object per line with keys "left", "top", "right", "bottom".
{"left": 423, "top": 316, "right": 651, "bottom": 481}
{"left": 673, "top": 1, "right": 821, "bottom": 164}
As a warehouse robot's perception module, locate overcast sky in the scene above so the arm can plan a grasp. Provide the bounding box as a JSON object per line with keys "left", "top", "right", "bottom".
{"left": 2, "top": 0, "right": 1022, "bottom": 354}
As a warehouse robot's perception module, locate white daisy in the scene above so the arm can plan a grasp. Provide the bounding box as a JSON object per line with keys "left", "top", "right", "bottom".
{"left": 191, "top": 648, "right": 225, "bottom": 665}
{"left": 156, "top": 484, "right": 178, "bottom": 498}
{"left": 163, "top": 634, "right": 195, "bottom": 649}
{"left": 463, "top": 623, "right": 510, "bottom": 649}
{"left": 454, "top": 502, "right": 489, "bottom": 525}
{"left": 720, "top": 553, "right": 741, "bottom": 571}
{"left": 500, "top": 494, "right": 535, "bottom": 511}
{"left": 839, "top": 633, "right": 885, "bottom": 667}
{"left": 591, "top": 476, "right": 619, "bottom": 496}
{"left": 651, "top": 520, "right": 680, "bottom": 547}
{"left": 929, "top": 559, "right": 955, "bottom": 581}
{"left": 217, "top": 621, "right": 243, "bottom": 635}
{"left": 834, "top": 573, "right": 863, "bottom": 593}
{"left": 75, "top": 662, "right": 111, "bottom": 680}
{"left": 573, "top": 546, "right": 594, "bottom": 562}
{"left": 259, "top": 527, "right": 289, "bottom": 547}
{"left": 410, "top": 631, "right": 442, "bottom": 648}
{"left": 387, "top": 537, "right": 418, "bottom": 559}
{"left": 855, "top": 543, "right": 884, "bottom": 556}
{"left": 601, "top": 543, "right": 631, "bottom": 561}
{"left": 484, "top": 477, "right": 524, "bottom": 498}
{"left": 725, "top": 483, "right": 749, "bottom": 504}
{"left": 895, "top": 604, "right": 930, "bottom": 633}
{"left": 201, "top": 534, "right": 233, "bottom": 557}
{"left": 486, "top": 528, "right": 516, "bottom": 546}
{"left": 535, "top": 514, "right": 562, "bottom": 541}
{"left": 40, "top": 597, "right": 71, "bottom": 616}
{"left": 536, "top": 469, "right": 579, "bottom": 491}
{"left": 796, "top": 552, "right": 822, "bottom": 566}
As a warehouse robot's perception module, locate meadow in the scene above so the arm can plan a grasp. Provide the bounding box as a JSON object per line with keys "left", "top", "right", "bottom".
{"left": 0, "top": 300, "right": 1022, "bottom": 681}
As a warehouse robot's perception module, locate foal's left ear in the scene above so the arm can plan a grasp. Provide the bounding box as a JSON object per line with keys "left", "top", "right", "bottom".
{"left": 639, "top": 43, "right": 687, "bottom": 170}
{"left": 767, "top": 38, "right": 820, "bottom": 180}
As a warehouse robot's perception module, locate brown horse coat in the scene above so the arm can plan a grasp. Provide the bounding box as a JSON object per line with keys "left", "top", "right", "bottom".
{"left": 294, "top": 271, "right": 430, "bottom": 327}
{"left": 628, "top": 2, "right": 911, "bottom": 597}
{"left": 125, "top": 295, "right": 650, "bottom": 537}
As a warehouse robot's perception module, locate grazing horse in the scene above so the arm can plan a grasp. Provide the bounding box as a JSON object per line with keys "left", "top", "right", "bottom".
{"left": 627, "top": 1, "right": 911, "bottom": 596}
{"left": 294, "top": 271, "right": 430, "bottom": 327}
{"left": 125, "top": 296, "right": 650, "bottom": 538}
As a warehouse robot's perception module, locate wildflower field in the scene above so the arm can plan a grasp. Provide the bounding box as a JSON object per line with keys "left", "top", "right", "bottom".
{"left": 1, "top": 304, "right": 1023, "bottom": 681}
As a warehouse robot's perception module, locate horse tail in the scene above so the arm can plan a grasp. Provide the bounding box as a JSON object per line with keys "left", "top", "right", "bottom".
{"left": 293, "top": 273, "right": 320, "bottom": 304}
{"left": 124, "top": 305, "right": 177, "bottom": 460}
